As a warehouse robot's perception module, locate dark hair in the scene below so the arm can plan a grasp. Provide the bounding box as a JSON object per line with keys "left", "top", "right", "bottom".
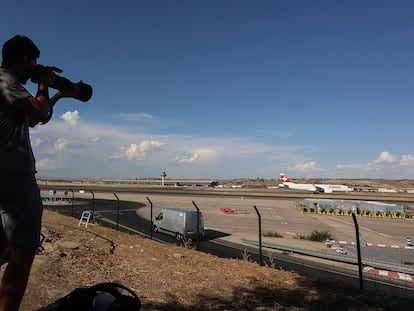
{"left": 2, "top": 35, "right": 40, "bottom": 65}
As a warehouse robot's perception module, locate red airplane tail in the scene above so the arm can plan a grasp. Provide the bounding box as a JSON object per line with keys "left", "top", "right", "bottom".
{"left": 280, "top": 173, "right": 292, "bottom": 182}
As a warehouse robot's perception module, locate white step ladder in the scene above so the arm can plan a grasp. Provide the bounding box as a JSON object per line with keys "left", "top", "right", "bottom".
{"left": 78, "top": 211, "right": 94, "bottom": 227}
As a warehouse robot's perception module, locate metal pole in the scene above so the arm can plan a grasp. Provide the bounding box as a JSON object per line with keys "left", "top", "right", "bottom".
{"left": 253, "top": 205, "right": 264, "bottom": 266}
{"left": 352, "top": 213, "right": 364, "bottom": 291}
{"left": 69, "top": 188, "right": 74, "bottom": 216}
{"left": 192, "top": 201, "right": 200, "bottom": 250}
{"left": 89, "top": 190, "right": 95, "bottom": 222}
{"left": 113, "top": 193, "right": 120, "bottom": 230}
{"left": 147, "top": 197, "right": 153, "bottom": 239}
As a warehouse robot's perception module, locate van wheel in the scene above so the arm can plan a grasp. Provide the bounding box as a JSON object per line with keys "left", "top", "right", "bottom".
{"left": 153, "top": 225, "right": 158, "bottom": 233}
{"left": 175, "top": 233, "right": 183, "bottom": 241}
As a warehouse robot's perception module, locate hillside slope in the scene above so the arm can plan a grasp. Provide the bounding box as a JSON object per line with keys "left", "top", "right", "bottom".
{"left": 14, "top": 210, "right": 414, "bottom": 310}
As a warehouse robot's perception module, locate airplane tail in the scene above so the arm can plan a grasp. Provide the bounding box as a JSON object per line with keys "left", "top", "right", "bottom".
{"left": 279, "top": 173, "right": 292, "bottom": 183}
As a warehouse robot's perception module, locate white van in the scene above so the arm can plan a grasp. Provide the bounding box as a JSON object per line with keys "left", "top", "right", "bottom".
{"left": 153, "top": 208, "right": 204, "bottom": 240}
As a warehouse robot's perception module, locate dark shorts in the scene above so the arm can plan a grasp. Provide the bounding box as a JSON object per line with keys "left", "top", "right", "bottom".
{"left": 0, "top": 174, "right": 43, "bottom": 251}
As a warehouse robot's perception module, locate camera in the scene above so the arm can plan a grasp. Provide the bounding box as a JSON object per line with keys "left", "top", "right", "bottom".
{"left": 31, "top": 64, "right": 93, "bottom": 102}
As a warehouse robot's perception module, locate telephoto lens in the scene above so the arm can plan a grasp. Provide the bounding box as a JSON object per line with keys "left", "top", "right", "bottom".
{"left": 31, "top": 64, "right": 93, "bottom": 102}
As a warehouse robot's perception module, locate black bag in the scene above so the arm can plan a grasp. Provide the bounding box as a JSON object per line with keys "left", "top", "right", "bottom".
{"left": 36, "top": 282, "right": 141, "bottom": 311}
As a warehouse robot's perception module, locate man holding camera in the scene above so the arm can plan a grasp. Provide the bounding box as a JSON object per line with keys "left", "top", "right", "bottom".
{"left": 0, "top": 35, "right": 81, "bottom": 311}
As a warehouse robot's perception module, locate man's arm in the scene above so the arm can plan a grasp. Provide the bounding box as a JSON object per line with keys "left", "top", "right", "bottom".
{"left": 14, "top": 66, "right": 74, "bottom": 126}
{"left": 21, "top": 84, "right": 83, "bottom": 127}
{"left": 14, "top": 88, "right": 51, "bottom": 125}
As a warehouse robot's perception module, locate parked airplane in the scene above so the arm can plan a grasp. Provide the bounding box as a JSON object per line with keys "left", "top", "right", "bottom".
{"left": 279, "top": 173, "right": 353, "bottom": 193}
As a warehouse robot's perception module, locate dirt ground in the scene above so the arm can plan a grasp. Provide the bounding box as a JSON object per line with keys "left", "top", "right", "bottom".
{"left": 7, "top": 209, "right": 412, "bottom": 311}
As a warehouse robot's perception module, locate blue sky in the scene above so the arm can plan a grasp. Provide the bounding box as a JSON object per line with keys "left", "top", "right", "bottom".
{"left": 2, "top": 1, "right": 414, "bottom": 179}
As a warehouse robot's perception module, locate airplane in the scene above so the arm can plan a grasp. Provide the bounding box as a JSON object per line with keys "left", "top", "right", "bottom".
{"left": 279, "top": 173, "right": 353, "bottom": 193}
{"left": 231, "top": 183, "right": 245, "bottom": 189}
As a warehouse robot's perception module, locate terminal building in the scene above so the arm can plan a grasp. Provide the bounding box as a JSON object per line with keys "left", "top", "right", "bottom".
{"left": 298, "top": 198, "right": 406, "bottom": 218}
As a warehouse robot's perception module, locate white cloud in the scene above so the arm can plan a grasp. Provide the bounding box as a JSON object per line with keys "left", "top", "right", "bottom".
{"left": 339, "top": 151, "right": 399, "bottom": 170}
{"left": 33, "top": 115, "right": 300, "bottom": 177}
{"left": 60, "top": 111, "right": 80, "bottom": 127}
{"left": 373, "top": 151, "right": 398, "bottom": 164}
{"left": 400, "top": 155, "right": 414, "bottom": 166}
{"left": 54, "top": 138, "right": 70, "bottom": 152}
{"left": 30, "top": 110, "right": 414, "bottom": 179}
{"left": 291, "top": 161, "right": 319, "bottom": 172}
{"left": 175, "top": 152, "right": 199, "bottom": 164}
{"left": 175, "top": 148, "right": 218, "bottom": 164}
{"left": 111, "top": 140, "right": 165, "bottom": 160}
{"left": 336, "top": 163, "right": 366, "bottom": 170}
{"left": 139, "top": 140, "right": 164, "bottom": 153}
{"left": 31, "top": 137, "right": 42, "bottom": 148}
{"left": 333, "top": 151, "right": 414, "bottom": 178}
{"left": 196, "top": 148, "right": 219, "bottom": 161}
{"left": 124, "top": 144, "right": 140, "bottom": 159}
{"left": 114, "top": 112, "right": 154, "bottom": 121}
{"left": 36, "top": 158, "right": 63, "bottom": 169}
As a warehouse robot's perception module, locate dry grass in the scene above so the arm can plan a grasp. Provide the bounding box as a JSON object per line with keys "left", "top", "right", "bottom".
{"left": 12, "top": 210, "right": 413, "bottom": 310}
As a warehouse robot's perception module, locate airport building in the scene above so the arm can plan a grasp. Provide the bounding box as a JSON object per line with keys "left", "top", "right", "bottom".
{"left": 298, "top": 198, "right": 406, "bottom": 218}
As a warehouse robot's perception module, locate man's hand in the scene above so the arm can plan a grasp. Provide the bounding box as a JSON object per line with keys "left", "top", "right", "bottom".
{"left": 37, "top": 66, "right": 62, "bottom": 88}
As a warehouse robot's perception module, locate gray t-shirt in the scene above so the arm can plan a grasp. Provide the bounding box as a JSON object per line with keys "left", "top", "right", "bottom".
{"left": 0, "top": 68, "right": 36, "bottom": 175}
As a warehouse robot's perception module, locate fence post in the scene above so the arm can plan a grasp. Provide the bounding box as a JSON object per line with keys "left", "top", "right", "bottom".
{"left": 192, "top": 201, "right": 200, "bottom": 250}
{"left": 113, "top": 193, "right": 120, "bottom": 230}
{"left": 352, "top": 213, "right": 364, "bottom": 291}
{"left": 89, "top": 190, "right": 95, "bottom": 222}
{"left": 147, "top": 197, "right": 153, "bottom": 239}
{"left": 69, "top": 188, "right": 74, "bottom": 216}
{"left": 253, "top": 205, "right": 264, "bottom": 266}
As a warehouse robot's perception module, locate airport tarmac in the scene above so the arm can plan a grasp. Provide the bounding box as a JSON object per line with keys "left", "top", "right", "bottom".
{"left": 125, "top": 192, "right": 414, "bottom": 278}
{"left": 63, "top": 191, "right": 412, "bottom": 250}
